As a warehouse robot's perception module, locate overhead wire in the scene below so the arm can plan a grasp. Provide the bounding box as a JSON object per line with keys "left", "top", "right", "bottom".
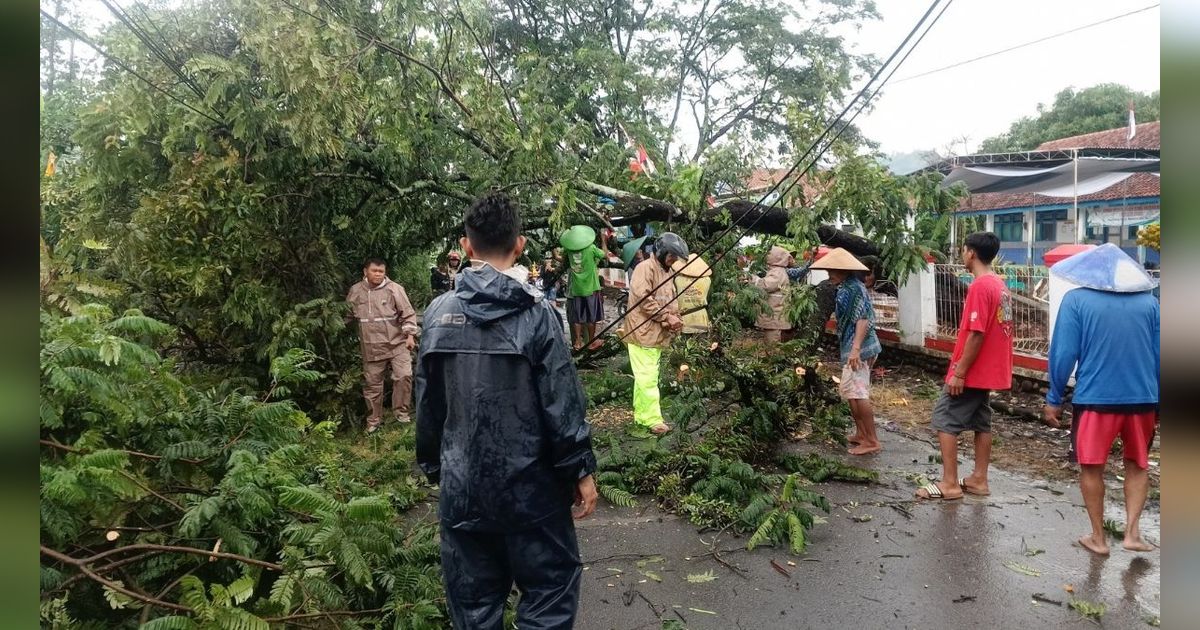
{"left": 39, "top": 9, "right": 221, "bottom": 124}
{"left": 573, "top": 0, "right": 955, "bottom": 360}
{"left": 892, "top": 3, "right": 1159, "bottom": 84}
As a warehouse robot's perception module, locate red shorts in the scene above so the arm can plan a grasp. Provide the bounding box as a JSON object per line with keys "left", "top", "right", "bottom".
{"left": 1074, "top": 410, "right": 1157, "bottom": 469}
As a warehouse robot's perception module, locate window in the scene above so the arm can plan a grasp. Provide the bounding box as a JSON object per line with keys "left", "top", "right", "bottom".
{"left": 993, "top": 213, "right": 1023, "bottom": 242}
{"left": 1036, "top": 209, "right": 1068, "bottom": 241}
{"left": 1128, "top": 225, "right": 1141, "bottom": 240}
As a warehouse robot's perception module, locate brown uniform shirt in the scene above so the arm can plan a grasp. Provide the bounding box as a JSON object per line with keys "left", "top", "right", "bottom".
{"left": 347, "top": 278, "right": 420, "bottom": 362}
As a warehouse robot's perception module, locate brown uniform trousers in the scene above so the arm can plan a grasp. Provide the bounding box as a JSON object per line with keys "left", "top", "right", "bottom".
{"left": 362, "top": 349, "right": 412, "bottom": 427}
{"left": 347, "top": 278, "right": 420, "bottom": 428}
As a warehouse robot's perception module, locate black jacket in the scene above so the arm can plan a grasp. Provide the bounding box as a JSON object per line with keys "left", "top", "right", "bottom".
{"left": 415, "top": 264, "right": 597, "bottom": 531}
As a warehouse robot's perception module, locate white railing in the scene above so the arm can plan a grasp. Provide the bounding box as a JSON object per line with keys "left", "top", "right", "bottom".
{"left": 933, "top": 264, "right": 1051, "bottom": 358}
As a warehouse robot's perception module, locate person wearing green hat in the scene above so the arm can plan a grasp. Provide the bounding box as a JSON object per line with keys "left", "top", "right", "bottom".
{"left": 561, "top": 226, "right": 609, "bottom": 351}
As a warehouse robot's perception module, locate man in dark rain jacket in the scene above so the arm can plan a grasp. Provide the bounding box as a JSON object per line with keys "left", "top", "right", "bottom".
{"left": 416, "top": 191, "right": 598, "bottom": 630}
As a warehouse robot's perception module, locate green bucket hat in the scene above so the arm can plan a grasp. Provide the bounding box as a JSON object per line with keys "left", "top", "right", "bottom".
{"left": 621, "top": 235, "right": 649, "bottom": 268}
{"left": 559, "top": 225, "right": 596, "bottom": 251}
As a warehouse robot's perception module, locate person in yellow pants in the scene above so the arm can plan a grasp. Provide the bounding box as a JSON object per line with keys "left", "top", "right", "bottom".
{"left": 621, "top": 233, "right": 688, "bottom": 435}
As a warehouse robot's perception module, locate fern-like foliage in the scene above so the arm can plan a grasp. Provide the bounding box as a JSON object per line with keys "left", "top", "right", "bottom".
{"left": 598, "top": 484, "right": 638, "bottom": 508}
{"left": 40, "top": 307, "right": 442, "bottom": 627}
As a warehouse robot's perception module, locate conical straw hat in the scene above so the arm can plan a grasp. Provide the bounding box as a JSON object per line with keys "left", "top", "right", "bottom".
{"left": 808, "top": 247, "right": 868, "bottom": 271}
{"left": 672, "top": 253, "right": 713, "bottom": 277}
{"left": 1050, "top": 242, "right": 1157, "bottom": 293}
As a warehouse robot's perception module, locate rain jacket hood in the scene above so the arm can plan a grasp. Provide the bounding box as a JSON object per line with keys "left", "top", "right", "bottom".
{"left": 456, "top": 262, "right": 542, "bottom": 324}
{"left": 766, "top": 245, "right": 791, "bottom": 268}
{"left": 416, "top": 262, "right": 595, "bottom": 532}
{"left": 751, "top": 246, "right": 792, "bottom": 330}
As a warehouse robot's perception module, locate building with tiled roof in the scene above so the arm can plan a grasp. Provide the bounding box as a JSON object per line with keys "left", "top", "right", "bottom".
{"left": 951, "top": 121, "right": 1159, "bottom": 265}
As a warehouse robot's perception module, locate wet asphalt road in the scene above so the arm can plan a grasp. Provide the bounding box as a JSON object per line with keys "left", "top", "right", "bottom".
{"left": 574, "top": 426, "right": 1160, "bottom": 630}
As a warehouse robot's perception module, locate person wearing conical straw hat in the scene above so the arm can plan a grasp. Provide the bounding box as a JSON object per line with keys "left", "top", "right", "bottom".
{"left": 1041, "top": 243, "right": 1159, "bottom": 555}
{"left": 810, "top": 248, "right": 883, "bottom": 455}
{"left": 671, "top": 253, "right": 712, "bottom": 334}
{"left": 748, "top": 246, "right": 793, "bottom": 344}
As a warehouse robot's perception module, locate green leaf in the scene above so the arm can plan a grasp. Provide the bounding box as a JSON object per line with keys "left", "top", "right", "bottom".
{"left": 346, "top": 495, "right": 392, "bottom": 522}
{"left": 686, "top": 570, "right": 717, "bottom": 583}
{"left": 139, "top": 616, "right": 199, "bottom": 630}
{"left": 226, "top": 575, "right": 255, "bottom": 605}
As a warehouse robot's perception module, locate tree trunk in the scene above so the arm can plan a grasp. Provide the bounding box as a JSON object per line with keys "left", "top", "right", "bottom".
{"left": 571, "top": 181, "right": 881, "bottom": 257}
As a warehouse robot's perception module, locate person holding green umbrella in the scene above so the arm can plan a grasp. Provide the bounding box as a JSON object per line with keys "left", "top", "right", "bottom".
{"left": 561, "top": 225, "right": 609, "bottom": 351}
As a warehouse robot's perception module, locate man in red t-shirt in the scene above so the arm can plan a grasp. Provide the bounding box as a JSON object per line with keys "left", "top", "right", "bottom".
{"left": 917, "top": 232, "right": 1013, "bottom": 501}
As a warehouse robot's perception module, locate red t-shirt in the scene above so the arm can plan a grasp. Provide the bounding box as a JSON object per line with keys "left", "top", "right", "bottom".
{"left": 945, "top": 273, "right": 1013, "bottom": 390}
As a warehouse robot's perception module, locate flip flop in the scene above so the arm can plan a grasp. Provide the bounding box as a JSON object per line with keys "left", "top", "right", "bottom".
{"left": 915, "top": 482, "right": 962, "bottom": 501}
{"left": 961, "top": 478, "right": 990, "bottom": 496}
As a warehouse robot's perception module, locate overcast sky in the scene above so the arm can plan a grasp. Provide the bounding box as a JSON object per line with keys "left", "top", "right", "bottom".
{"left": 846, "top": 0, "right": 1160, "bottom": 156}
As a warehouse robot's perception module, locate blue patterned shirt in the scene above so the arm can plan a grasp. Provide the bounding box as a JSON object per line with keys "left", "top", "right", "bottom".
{"left": 835, "top": 277, "right": 881, "bottom": 363}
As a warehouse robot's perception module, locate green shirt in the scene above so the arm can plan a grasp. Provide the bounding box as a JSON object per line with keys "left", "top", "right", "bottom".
{"left": 566, "top": 245, "right": 605, "bottom": 297}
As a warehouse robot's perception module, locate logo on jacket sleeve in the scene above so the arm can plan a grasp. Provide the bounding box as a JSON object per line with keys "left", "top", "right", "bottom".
{"left": 439, "top": 313, "right": 467, "bottom": 326}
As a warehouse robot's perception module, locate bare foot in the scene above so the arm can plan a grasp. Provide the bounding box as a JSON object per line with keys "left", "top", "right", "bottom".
{"left": 650, "top": 423, "right": 672, "bottom": 435}
{"left": 847, "top": 434, "right": 863, "bottom": 445}
{"left": 848, "top": 443, "right": 882, "bottom": 455}
{"left": 1122, "top": 536, "right": 1156, "bottom": 552}
{"left": 1077, "top": 534, "right": 1110, "bottom": 556}
{"left": 573, "top": 341, "right": 583, "bottom": 351}
{"left": 960, "top": 475, "right": 990, "bottom": 496}
{"left": 587, "top": 339, "right": 604, "bottom": 351}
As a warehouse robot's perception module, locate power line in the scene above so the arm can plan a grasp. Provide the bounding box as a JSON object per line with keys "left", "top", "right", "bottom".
{"left": 576, "top": 0, "right": 955, "bottom": 358}
{"left": 40, "top": 9, "right": 221, "bottom": 124}
{"left": 893, "top": 3, "right": 1160, "bottom": 84}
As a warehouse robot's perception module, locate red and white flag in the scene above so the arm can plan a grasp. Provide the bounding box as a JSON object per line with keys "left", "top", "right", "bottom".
{"left": 619, "top": 122, "right": 657, "bottom": 178}
{"left": 634, "top": 144, "right": 657, "bottom": 177}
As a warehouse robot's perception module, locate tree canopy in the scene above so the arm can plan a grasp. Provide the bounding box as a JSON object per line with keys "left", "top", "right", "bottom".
{"left": 39, "top": 1, "right": 968, "bottom": 625}
{"left": 978, "top": 83, "right": 1159, "bottom": 153}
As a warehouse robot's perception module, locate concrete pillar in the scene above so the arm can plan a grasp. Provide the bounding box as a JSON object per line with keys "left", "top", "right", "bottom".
{"left": 898, "top": 263, "right": 935, "bottom": 347}
{"left": 984, "top": 213, "right": 995, "bottom": 233}
{"left": 1047, "top": 273, "right": 1080, "bottom": 343}
{"left": 1025, "top": 210, "right": 1035, "bottom": 265}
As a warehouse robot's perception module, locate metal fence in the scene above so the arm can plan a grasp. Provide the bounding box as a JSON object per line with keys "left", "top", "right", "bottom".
{"left": 868, "top": 290, "right": 899, "bottom": 333}
{"left": 933, "top": 264, "right": 1051, "bottom": 357}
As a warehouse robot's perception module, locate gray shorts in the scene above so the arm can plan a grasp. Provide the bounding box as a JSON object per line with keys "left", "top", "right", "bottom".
{"left": 931, "top": 386, "right": 993, "bottom": 435}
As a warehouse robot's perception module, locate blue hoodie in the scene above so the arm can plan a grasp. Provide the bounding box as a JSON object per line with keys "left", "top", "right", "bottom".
{"left": 1046, "top": 287, "right": 1159, "bottom": 409}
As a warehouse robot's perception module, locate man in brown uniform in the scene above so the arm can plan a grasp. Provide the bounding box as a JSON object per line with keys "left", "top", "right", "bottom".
{"left": 347, "top": 257, "right": 420, "bottom": 433}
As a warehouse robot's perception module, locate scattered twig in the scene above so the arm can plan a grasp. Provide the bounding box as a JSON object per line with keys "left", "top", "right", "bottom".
{"left": 1032, "top": 593, "right": 1064, "bottom": 606}
{"left": 769, "top": 559, "right": 791, "bottom": 578}
{"left": 952, "top": 595, "right": 976, "bottom": 603}
{"left": 42, "top": 543, "right": 283, "bottom": 572}
{"left": 889, "top": 503, "right": 914, "bottom": 520}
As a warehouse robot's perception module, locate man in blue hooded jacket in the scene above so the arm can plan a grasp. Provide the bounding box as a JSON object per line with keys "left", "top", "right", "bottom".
{"left": 416, "top": 191, "right": 598, "bottom": 629}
